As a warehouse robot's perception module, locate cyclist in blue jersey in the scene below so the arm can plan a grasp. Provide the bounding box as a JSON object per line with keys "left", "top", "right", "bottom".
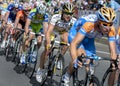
{"left": 1, "top": 2, "right": 23, "bottom": 48}
{"left": 61, "top": 7, "right": 117, "bottom": 86}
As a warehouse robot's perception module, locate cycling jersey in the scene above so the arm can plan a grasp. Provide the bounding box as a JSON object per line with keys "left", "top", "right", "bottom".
{"left": 68, "top": 14, "right": 116, "bottom": 56}
{"left": 50, "top": 14, "right": 77, "bottom": 34}
{"left": 7, "top": 4, "right": 23, "bottom": 22}
{"left": 28, "top": 8, "right": 49, "bottom": 33}
{"left": 16, "top": 10, "right": 27, "bottom": 28}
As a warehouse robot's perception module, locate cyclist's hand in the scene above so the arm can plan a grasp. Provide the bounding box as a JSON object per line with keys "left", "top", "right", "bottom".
{"left": 111, "top": 60, "right": 117, "bottom": 71}
{"left": 46, "top": 44, "right": 51, "bottom": 55}
{"left": 73, "top": 58, "right": 83, "bottom": 68}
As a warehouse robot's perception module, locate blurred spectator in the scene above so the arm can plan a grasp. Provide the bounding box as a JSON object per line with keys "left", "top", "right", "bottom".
{"left": 106, "top": 0, "right": 120, "bottom": 12}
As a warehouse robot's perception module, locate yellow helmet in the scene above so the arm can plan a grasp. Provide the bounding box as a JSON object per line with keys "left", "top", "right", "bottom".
{"left": 62, "top": 3, "right": 75, "bottom": 14}
{"left": 97, "top": 7, "right": 116, "bottom": 23}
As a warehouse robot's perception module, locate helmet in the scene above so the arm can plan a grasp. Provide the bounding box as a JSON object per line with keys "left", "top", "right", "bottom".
{"left": 23, "top": 3, "right": 31, "bottom": 10}
{"left": 62, "top": 3, "right": 74, "bottom": 14}
{"left": 36, "top": 3, "right": 46, "bottom": 14}
{"left": 97, "top": 7, "right": 116, "bottom": 23}
{"left": 14, "top": 2, "right": 19, "bottom": 8}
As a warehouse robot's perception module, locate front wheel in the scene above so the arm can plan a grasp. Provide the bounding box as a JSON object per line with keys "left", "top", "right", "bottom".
{"left": 117, "top": 74, "right": 120, "bottom": 86}
{"left": 25, "top": 45, "right": 38, "bottom": 79}
{"left": 50, "top": 54, "right": 65, "bottom": 84}
{"left": 87, "top": 75, "right": 101, "bottom": 86}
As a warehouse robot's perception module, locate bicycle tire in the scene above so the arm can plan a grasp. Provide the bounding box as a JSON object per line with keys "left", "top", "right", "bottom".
{"left": 48, "top": 54, "right": 65, "bottom": 85}
{"left": 89, "top": 75, "right": 101, "bottom": 86}
{"left": 13, "top": 38, "right": 23, "bottom": 64}
{"left": 59, "top": 66, "right": 68, "bottom": 86}
{"left": 25, "top": 45, "right": 38, "bottom": 79}
{"left": 117, "top": 74, "right": 120, "bottom": 86}
{"left": 72, "top": 68, "right": 80, "bottom": 86}
{"left": 101, "top": 67, "right": 112, "bottom": 86}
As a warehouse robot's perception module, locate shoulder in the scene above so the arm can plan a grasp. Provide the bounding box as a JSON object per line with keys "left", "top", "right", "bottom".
{"left": 50, "top": 14, "right": 61, "bottom": 25}
{"left": 28, "top": 11, "right": 36, "bottom": 19}
{"left": 81, "top": 14, "right": 98, "bottom": 22}
{"left": 82, "top": 22, "right": 95, "bottom": 32}
{"left": 51, "top": 14, "right": 61, "bottom": 19}
{"left": 7, "top": 4, "right": 14, "bottom": 10}
{"left": 30, "top": 8, "right": 37, "bottom": 13}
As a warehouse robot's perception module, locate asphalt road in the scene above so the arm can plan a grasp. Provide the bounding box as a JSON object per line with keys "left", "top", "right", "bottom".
{"left": 0, "top": 42, "right": 114, "bottom": 86}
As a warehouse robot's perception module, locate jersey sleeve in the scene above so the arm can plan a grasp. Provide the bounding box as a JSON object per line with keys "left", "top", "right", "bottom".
{"left": 7, "top": 4, "right": 13, "bottom": 11}
{"left": 44, "top": 14, "right": 49, "bottom": 22}
{"left": 28, "top": 12, "right": 35, "bottom": 20}
{"left": 50, "top": 14, "right": 60, "bottom": 25}
{"left": 78, "top": 22, "right": 95, "bottom": 35}
{"left": 16, "top": 11, "right": 23, "bottom": 18}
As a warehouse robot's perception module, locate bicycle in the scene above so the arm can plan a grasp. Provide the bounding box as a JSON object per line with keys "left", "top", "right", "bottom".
{"left": 60, "top": 54, "right": 112, "bottom": 86}
{"left": 12, "top": 28, "right": 25, "bottom": 63}
{"left": 40, "top": 35, "right": 69, "bottom": 86}
{"left": 20, "top": 32, "right": 45, "bottom": 79}
{"left": 5, "top": 26, "right": 15, "bottom": 60}
{"left": 101, "top": 57, "right": 118, "bottom": 86}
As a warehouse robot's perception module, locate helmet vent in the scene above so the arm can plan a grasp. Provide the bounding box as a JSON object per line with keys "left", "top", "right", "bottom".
{"left": 104, "top": 15, "right": 109, "bottom": 21}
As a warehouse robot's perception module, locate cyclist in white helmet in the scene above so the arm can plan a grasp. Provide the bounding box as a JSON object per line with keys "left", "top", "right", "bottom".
{"left": 20, "top": 3, "right": 49, "bottom": 64}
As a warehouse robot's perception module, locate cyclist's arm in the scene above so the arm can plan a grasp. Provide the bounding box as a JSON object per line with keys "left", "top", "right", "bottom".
{"left": 109, "top": 41, "right": 117, "bottom": 60}
{"left": 108, "top": 27, "right": 117, "bottom": 60}
{"left": 70, "top": 32, "right": 85, "bottom": 61}
{"left": 45, "top": 23, "right": 54, "bottom": 49}
{"left": 24, "top": 18, "right": 31, "bottom": 35}
{"left": 14, "top": 15, "right": 20, "bottom": 29}
{"left": 43, "top": 22, "right": 48, "bottom": 34}
{"left": 3, "top": 11, "right": 9, "bottom": 24}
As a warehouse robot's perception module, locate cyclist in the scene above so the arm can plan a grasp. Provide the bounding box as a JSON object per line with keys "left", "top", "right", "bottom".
{"left": 0, "top": 2, "right": 23, "bottom": 48}
{"left": 20, "top": 3, "right": 49, "bottom": 64}
{"left": 36, "top": 2, "right": 77, "bottom": 83}
{"left": 61, "top": 7, "right": 117, "bottom": 86}
{"left": 13, "top": 2, "right": 31, "bottom": 42}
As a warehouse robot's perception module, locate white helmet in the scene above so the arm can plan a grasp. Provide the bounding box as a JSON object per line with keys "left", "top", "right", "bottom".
{"left": 37, "top": 3, "right": 46, "bottom": 14}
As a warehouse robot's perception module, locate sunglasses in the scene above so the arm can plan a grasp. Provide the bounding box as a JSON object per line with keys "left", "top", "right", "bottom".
{"left": 64, "top": 12, "right": 73, "bottom": 15}
{"left": 100, "top": 21, "right": 113, "bottom": 27}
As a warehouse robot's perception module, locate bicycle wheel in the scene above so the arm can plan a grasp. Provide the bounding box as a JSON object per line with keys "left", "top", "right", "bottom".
{"left": 50, "top": 54, "right": 65, "bottom": 84}
{"left": 85, "top": 75, "right": 101, "bottom": 86}
{"left": 72, "top": 68, "right": 80, "bottom": 86}
{"left": 117, "top": 74, "right": 120, "bottom": 86}
{"left": 59, "top": 66, "right": 68, "bottom": 86}
{"left": 25, "top": 45, "right": 38, "bottom": 79}
{"left": 13, "top": 39, "right": 23, "bottom": 64}
{"left": 101, "top": 67, "right": 112, "bottom": 86}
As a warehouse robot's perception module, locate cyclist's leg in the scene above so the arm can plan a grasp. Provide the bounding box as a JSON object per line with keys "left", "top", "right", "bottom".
{"left": 20, "top": 28, "right": 34, "bottom": 64}
{"left": 1, "top": 23, "right": 12, "bottom": 48}
{"left": 60, "top": 32, "right": 69, "bottom": 55}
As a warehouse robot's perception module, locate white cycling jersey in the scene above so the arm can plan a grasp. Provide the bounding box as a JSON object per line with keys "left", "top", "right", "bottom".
{"left": 50, "top": 14, "right": 76, "bottom": 33}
